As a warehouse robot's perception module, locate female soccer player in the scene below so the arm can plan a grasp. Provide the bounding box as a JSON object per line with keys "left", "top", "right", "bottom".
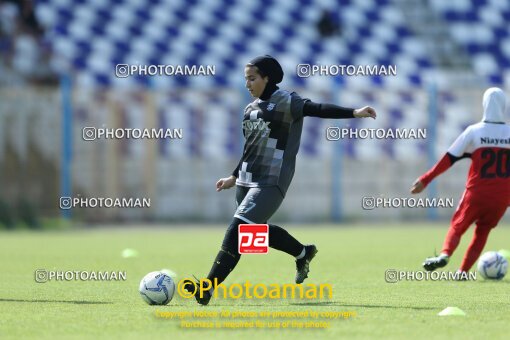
{"left": 411, "top": 87, "right": 510, "bottom": 275}
{"left": 185, "top": 55, "right": 376, "bottom": 305}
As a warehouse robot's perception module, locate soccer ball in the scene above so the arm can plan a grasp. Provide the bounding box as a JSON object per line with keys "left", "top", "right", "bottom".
{"left": 139, "top": 271, "right": 175, "bottom": 305}
{"left": 477, "top": 251, "right": 508, "bottom": 280}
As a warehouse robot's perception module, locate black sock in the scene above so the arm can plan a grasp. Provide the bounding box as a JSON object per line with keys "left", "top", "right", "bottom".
{"left": 206, "top": 249, "right": 241, "bottom": 285}
{"left": 205, "top": 218, "right": 245, "bottom": 285}
{"left": 268, "top": 224, "right": 304, "bottom": 257}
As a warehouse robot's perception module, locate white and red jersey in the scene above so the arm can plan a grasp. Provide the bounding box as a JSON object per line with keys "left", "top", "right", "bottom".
{"left": 448, "top": 122, "right": 510, "bottom": 199}
{"left": 419, "top": 88, "right": 510, "bottom": 204}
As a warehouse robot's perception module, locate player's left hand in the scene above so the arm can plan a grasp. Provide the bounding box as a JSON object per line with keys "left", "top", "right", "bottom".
{"left": 354, "top": 106, "right": 376, "bottom": 119}
{"left": 216, "top": 175, "right": 236, "bottom": 192}
{"left": 410, "top": 179, "right": 425, "bottom": 194}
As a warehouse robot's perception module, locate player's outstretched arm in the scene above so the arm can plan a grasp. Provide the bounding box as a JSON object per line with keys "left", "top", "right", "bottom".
{"left": 412, "top": 126, "right": 473, "bottom": 194}
{"left": 216, "top": 175, "right": 236, "bottom": 192}
{"left": 302, "top": 101, "right": 376, "bottom": 119}
{"left": 410, "top": 153, "right": 460, "bottom": 194}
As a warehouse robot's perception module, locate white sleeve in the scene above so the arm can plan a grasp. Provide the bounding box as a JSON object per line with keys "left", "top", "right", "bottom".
{"left": 447, "top": 126, "right": 474, "bottom": 157}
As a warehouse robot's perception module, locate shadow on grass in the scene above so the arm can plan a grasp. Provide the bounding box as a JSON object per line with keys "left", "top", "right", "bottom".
{"left": 290, "top": 301, "right": 437, "bottom": 310}
{"left": 169, "top": 301, "right": 438, "bottom": 310}
{"left": 0, "top": 298, "right": 112, "bottom": 305}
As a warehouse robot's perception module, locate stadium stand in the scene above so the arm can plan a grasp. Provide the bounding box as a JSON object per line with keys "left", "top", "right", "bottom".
{"left": 0, "top": 0, "right": 505, "bottom": 221}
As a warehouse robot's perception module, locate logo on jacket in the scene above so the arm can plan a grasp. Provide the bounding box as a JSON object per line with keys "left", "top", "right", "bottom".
{"left": 243, "top": 118, "right": 271, "bottom": 132}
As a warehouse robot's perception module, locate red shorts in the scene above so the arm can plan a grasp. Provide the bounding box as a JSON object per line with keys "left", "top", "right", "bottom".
{"left": 451, "top": 190, "right": 508, "bottom": 232}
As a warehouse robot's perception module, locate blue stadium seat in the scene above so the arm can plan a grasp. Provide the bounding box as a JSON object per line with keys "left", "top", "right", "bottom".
{"left": 32, "top": 0, "right": 496, "bottom": 160}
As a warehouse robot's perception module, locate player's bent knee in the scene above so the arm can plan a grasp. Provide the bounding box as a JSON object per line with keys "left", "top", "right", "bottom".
{"left": 221, "top": 218, "right": 245, "bottom": 255}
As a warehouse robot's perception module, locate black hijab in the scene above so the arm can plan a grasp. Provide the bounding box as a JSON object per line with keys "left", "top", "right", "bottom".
{"left": 248, "top": 55, "right": 284, "bottom": 100}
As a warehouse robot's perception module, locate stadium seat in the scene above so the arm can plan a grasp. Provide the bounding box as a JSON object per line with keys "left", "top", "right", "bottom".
{"left": 29, "top": 0, "right": 494, "bottom": 160}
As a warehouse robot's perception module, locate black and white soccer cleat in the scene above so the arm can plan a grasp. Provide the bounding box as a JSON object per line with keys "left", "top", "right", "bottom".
{"left": 295, "top": 245, "right": 318, "bottom": 284}
{"left": 182, "top": 276, "right": 213, "bottom": 306}
{"left": 423, "top": 254, "right": 449, "bottom": 271}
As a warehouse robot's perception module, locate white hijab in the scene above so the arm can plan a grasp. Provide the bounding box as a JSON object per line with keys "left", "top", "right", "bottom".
{"left": 482, "top": 87, "right": 507, "bottom": 123}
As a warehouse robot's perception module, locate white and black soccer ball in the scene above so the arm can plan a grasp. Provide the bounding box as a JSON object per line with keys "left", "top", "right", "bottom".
{"left": 139, "top": 271, "right": 175, "bottom": 305}
{"left": 477, "top": 251, "right": 508, "bottom": 280}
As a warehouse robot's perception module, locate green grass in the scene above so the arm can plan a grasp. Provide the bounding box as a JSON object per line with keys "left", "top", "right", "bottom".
{"left": 0, "top": 224, "right": 509, "bottom": 339}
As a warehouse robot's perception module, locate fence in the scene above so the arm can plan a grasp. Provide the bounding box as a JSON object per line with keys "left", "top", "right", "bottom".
{"left": 0, "top": 82, "right": 496, "bottom": 223}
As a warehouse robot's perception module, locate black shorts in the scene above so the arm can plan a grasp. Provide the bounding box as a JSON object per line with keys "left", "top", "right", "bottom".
{"left": 233, "top": 186, "right": 284, "bottom": 224}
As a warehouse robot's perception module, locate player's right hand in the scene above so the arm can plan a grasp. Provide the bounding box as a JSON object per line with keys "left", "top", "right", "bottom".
{"left": 353, "top": 106, "right": 376, "bottom": 119}
{"left": 410, "top": 179, "right": 425, "bottom": 194}
{"left": 216, "top": 176, "right": 236, "bottom": 192}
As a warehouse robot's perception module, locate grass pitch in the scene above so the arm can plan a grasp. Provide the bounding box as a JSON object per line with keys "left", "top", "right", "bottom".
{"left": 0, "top": 224, "right": 509, "bottom": 339}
